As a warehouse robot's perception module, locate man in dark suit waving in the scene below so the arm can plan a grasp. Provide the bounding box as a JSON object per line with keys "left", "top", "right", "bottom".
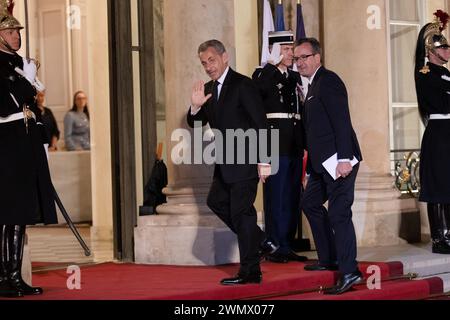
{"left": 294, "top": 38, "right": 363, "bottom": 295}
{"left": 187, "top": 40, "right": 277, "bottom": 285}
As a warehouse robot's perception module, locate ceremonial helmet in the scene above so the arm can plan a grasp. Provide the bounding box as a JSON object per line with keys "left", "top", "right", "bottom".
{"left": 268, "top": 31, "right": 294, "bottom": 46}
{"left": 0, "top": 0, "right": 23, "bottom": 31}
{"left": 424, "top": 10, "right": 450, "bottom": 54}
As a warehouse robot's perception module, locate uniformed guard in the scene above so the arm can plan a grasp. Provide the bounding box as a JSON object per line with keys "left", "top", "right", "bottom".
{"left": 0, "top": 0, "right": 57, "bottom": 297}
{"left": 415, "top": 10, "right": 450, "bottom": 254}
{"left": 253, "top": 31, "right": 307, "bottom": 263}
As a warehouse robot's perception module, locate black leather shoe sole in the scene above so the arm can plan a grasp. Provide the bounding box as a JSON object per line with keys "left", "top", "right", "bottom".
{"left": 0, "top": 289, "right": 24, "bottom": 298}
{"left": 22, "top": 287, "right": 44, "bottom": 295}
{"left": 266, "top": 254, "right": 289, "bottom": 263}
{"left": 220, "top": 275, "right": 262, "bottom": 285}
{"left": 304, "top": 264, "right": 338, "bottom": 271}
{"left": 286, "top": 253, "right": 308, "bottom": 262}
{"left": 432, "top": 243, "right": 450, "bottom": 254}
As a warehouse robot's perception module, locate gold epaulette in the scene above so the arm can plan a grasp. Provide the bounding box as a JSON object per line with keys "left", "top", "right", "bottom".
{"left": 419, "top": 65, "right": 430, "bottom": 74}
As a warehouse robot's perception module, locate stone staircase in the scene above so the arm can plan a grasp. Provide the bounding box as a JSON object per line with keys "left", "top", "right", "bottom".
{"left": 357, "top": 243, "right": 450, "bottom": 293}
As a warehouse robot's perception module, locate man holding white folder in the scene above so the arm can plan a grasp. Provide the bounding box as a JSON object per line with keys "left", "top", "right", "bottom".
{"left": 294, "top": 38, "right": 363, "bottom": 295}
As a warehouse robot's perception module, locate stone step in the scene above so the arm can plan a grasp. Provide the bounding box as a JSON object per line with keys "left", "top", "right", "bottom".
{"left": 356, "top": 183, "right": 396, "bottom": 191}
{"left": 356, "top": 174, "right": 395, "bottom": 184}
{"left": 357, "top": 243, "right": 450, "bottom": 292}
{"left": 422, "top": 273, "right": 450, "bottom": 293}
{"left": 354, "top": 188, "right": 403, "bottom": 200}
{"left": 400, "top": 252, "right": 450, "bottom": 279}
{"left": 352, "top": 197, "right": 418, "bottom": 213}
{"left": 440, "top": 274, "right": 450, "bottom": 293}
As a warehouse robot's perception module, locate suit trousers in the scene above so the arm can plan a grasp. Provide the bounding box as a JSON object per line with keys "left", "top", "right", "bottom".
{"left": 207, "top": 175, "right": 264, "bottom": 275}
{"left": 263, "top": 156, "right": 302, "bottom": 254}
{"left": 302, "top": 164, "right": 359, "bottom": 274}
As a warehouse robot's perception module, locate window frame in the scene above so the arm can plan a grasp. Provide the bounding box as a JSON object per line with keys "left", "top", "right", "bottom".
{"left": 387, "top": 0, "right": 426, "bottom": 157}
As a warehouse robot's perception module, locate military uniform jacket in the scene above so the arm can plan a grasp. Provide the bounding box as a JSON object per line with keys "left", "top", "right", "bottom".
{"left": 253, "top": 63, "right": 304, "bottom": 157}
{"left": 0, "top": 50, "right": 57, "bottom": 225}
{"left": 416, "top": 63, "right": 450, "bottom": 203}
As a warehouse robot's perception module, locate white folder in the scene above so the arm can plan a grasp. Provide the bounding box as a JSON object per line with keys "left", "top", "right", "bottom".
{"left": 322, "top": 153, "right": 359, "bottom": 180}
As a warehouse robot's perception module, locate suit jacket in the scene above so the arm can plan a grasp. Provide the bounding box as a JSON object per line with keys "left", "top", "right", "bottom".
{"left": 303, "top": 66, "right": 362, "bottom": 174}
{"left": 252, "top": 64, "right": 304, "bottom": 157}
{"left": 187, "top": 68, "right": 268, "bottom": 184}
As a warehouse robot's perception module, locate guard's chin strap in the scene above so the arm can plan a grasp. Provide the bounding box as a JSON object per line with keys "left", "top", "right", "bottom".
{"left": 0, "top": 34, "right": 20, "bottom": 53}
{"left": 431, "top": 49, "right": 449, "bottom": 64}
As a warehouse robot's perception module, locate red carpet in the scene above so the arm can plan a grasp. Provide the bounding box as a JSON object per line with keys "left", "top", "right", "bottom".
{"left": 268, "top": 278, "right": 443, "bottom": 300}
{"left": 7, "top": 260, "right": 441, "bottom": 300}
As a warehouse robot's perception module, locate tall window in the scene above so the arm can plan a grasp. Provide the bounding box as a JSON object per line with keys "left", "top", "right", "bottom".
{"left": 388, "top": 0, "right": 425, "bottom": 160}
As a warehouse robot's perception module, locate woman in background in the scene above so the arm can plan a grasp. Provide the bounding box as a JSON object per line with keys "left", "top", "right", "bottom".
{"left": 64, "top": 90, "right": 90, "bottom": 151}
{"left": 36, "top": 91, "right": 60, "bottom": 151}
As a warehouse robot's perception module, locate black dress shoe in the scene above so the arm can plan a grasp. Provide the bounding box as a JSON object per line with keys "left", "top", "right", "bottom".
{"left": 9, "top": 274, "right": 43, "bottom": 295}
{"left": 259, "top": 239, "right": 279, "bottom": 258}
{"left": 285, "top": 251, "right": 308, "bottom": 262}
{"left": 220, "top": 273, "right": 262, "bottom": 286}
{"left": 266, "top": 252, "right": 289, "bottom": 263}
{"left": 0, "top": 280, "right": 24, "bottom": 298}
{"left": 304, "top": 263, "right": 338, "bottom": 271}
{"left": 323, "top": 270, "right": 363, "bottom": 295}
{"left": 432, "top": 240, "right": 450, "bottom": 254}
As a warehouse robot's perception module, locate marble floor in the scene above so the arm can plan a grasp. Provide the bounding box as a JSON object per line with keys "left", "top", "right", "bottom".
{"left": 27, "top": 225, "right": 114, "bottom": 269}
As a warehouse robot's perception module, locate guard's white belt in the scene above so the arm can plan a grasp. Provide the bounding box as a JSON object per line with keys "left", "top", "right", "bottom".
{"left": 267, "top": 113, "right": 301, "bottom": 120}
{"left": 429, "top": 114, "right": 450, "bottom": 120}
{"left": 0, "top": 112, "right": 36, "bottom": 124}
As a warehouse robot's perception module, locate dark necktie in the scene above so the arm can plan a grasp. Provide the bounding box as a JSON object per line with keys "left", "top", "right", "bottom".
{"left": 213, "top": 81, "right": 220, "bottom": 102}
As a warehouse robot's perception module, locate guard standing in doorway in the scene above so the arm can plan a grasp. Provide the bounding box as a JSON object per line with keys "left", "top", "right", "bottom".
{"left": 0, "top": 0, "right": 57, "bottom": 298}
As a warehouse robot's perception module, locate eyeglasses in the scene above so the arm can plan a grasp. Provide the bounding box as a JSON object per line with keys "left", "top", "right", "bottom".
{"left": 293, "top": 53, "right": 316, "bottom": 62}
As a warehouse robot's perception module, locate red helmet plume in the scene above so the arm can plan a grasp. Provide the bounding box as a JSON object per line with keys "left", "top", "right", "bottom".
{"left": 434, "top": 10, "right": 450, "bottom": 32}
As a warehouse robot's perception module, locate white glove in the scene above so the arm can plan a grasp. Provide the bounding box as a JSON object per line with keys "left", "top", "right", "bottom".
{"left": 22, "top": 57, "right": 37, "bottom": 83}
{"left": 268, "top": 43, "right": 284, "bottom": 66}
{"left": 15, "top": 58, "right": 46, "bottom": 91}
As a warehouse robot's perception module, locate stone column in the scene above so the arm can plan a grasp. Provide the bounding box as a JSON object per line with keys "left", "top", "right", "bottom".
{"left": 158, "top": 0, "right": 236, "bottom": 216}
{"left": 135, "top": 0, "right": 248, "bottom": 266}
{"left": 323, "top": 0, "right": 391, "bottom": 175}
{"left": 86, "top": 0, "right": 114, "bottom": 242}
